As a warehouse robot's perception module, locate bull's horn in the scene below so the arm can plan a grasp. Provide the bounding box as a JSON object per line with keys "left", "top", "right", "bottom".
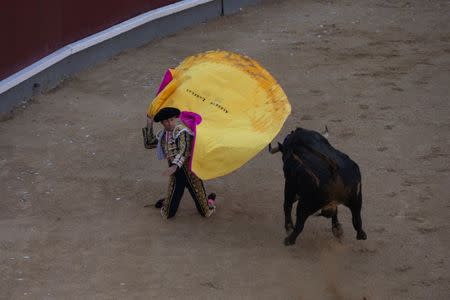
{"left": 323, "top": 125, "right": 329, "bottom": 138}
{"left": 268, "top": 143, "right": 280, "bottom": 154}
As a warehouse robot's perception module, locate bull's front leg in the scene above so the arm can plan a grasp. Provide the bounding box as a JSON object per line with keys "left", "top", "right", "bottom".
{"left": 284, "top": 207, "right": 310, "bottom": 246}
{"left": 284, "top": 180, "right": 296, "bottom": 234}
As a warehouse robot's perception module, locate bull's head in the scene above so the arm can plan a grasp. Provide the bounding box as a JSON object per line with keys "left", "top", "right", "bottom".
{"left": 268, "top": 142, "right": 284, "bottom": 154}
{"left": 269, "top": 126, "right": 330, "bottom": 154}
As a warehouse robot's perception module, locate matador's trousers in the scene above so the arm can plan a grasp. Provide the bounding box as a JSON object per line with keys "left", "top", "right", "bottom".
{"left": 161, "top": 164, "right": 212, "bottom": 218}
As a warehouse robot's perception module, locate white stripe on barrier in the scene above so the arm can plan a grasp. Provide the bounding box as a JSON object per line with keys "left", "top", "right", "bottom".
{"left": 0, "top": 0, "right": 215, "bottom": 94}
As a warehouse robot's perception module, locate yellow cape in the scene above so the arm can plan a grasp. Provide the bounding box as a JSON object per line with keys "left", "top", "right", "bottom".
{"left": 148, "top": 50, "right": 291, "bottom": 180}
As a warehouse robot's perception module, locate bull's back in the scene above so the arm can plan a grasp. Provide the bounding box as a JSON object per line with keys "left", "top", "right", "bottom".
{"left": 286, "top": 128, "right": 361, "bottom": 185}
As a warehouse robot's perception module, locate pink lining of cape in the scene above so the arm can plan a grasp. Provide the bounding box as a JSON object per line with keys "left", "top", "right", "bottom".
{"left": 180, "top": 111, "right": 202, "bottom": 173}
{"left": 156, "top": 69, "right": 173, "bottom": 95}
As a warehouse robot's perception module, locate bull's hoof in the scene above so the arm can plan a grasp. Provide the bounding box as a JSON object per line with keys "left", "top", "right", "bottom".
{"left": 332, "top": 223, "right": 343, "bottom": 238}
{"left": 357, "top": 231, "right": 367, "bottom": 240}
{"left": 284, "top": 236, "right": 296, "bottom": 246}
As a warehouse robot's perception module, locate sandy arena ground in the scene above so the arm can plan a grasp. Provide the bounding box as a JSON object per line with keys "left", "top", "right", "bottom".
{"left": 1, "top": 0, "right": 449, "bottom": 299}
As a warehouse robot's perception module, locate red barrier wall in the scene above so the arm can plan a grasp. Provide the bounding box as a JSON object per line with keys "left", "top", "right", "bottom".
{"left": 0, "top": 0, "right": 180, "bottom": 80}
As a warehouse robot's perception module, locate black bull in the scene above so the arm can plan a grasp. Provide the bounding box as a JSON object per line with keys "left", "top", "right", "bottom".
{"left": 270, "top": 128, "right": 367, "bottom": 246}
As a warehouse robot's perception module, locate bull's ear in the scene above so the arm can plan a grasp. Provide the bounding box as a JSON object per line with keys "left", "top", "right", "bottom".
{"left": 278, "top": 142, "right": 284, "bottom": 153}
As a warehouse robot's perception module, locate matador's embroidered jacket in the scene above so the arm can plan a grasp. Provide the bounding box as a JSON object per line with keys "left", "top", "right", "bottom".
{"left": 156, "top": 124, "right": 194, "bottom": 168}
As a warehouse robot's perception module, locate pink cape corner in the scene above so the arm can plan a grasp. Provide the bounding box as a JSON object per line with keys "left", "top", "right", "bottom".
{"left": 156, "top": 69, "right": 174, "bottom": 95}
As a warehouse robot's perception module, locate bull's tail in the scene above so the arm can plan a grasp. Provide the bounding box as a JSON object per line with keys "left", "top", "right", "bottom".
{"left": 348, "top": 180, "right": 363, "bottom": 210}
{"left": 322, "top": 125, "right": 329, "bottom": 138}
{"left": 357, "top": 181, "right": 362, "bottom": 208}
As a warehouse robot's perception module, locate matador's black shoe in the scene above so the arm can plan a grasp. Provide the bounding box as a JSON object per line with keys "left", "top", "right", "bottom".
{"left": 143, "top": 198, "right": 165, "bottom": 208}
{"left": 154, "top": 198, "right": 165, "bottom": 209}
